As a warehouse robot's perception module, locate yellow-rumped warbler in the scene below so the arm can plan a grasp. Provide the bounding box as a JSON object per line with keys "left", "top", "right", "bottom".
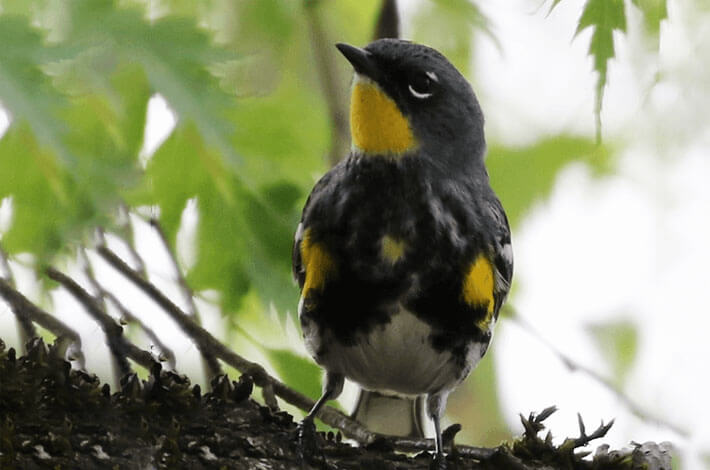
{"left": 293, "top": 38, "right": 513, "bottom": 465}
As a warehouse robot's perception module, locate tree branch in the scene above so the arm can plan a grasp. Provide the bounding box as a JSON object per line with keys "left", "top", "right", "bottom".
{"left": 304, "top": 0, "right": 350, "bottom": 167}
{"left": 97, "top": 243, "right": 224, "bottom": 381}
{"left": 94, "top": 244, "right": 494, "bottom": 459}
{"left": 45, "top": 267, "right": 156, "bottom": 372}
{"left": 373, "top": 0, "right": 399, "bottom": 40}
{"left": 505, "top": 307, "right": 689, "bottom": 438}
{"left": 80, "top": 248, "right": 177, "bottom": 370}
{"left": 116, "top": 205, "right": 148, "bottom": 277}
{"left": 146, "top": 216, "right": 222, "bottom": 378}
{"left": 0, "top": 243, "right": 36, "bottom": 350}
{"left": 0, "top": 277, "right": 85, "bottom": 368}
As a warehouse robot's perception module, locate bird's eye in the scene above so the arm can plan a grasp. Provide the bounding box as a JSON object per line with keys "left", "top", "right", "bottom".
{"left": 408, "top": 71, "right": 437, "bottom": 99}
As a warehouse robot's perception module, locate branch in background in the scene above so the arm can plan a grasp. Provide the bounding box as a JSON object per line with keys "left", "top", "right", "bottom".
{"left": 373, "top": 0, "right": 399, "bottom": 40}
{"left": 80, "top": 248, "right": 177, "bottom": 370}
{"left": 147, "top": 217, "right": 200, "bottom": 318}
{"left": 95, "top": 243, "right": 494, "bottom": 459}
{"left": 105, "top": 288, "right": 176, "bottom": 369}
{"left": 505, "top": 307, "right": 689, "bottom": 438}
{"left": 97, "top": 242, "right": 224, "bottom": 379}
{"left": 77, "top": 248, "right": 123, "bottom": 385}
{"left": 0, "top": 243, "right": 37, "bottom": 349}
{"left": 117, "top": 205, "right": 148, "bottom": 277}
{"left": 0, "top": 277, "right": 85, "bottom": 369}
{"left": 304, "top": 0, "right": 350, "bottom": 168}
{"left": 0, "top": 244, "right": 14, "bottom": 285}
{"left": 45, "top": 267, "right": 156, "bottom": 373}
{"left": 146, "top": 216, "right": 221, "bottom": 378}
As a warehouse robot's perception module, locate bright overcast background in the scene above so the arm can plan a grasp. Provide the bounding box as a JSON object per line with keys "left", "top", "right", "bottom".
{"left": 468, "top": 1, "right": 709, "bottom": 469}
{"left": 1, "top": 0, "right": 708, "bottom": 468}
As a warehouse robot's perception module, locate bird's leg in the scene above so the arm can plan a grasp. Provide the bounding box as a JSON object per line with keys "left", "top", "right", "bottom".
{"left": 427, "top": 391, "right": 451, "bottom": 470}
{"left": 298, "top": 372, "right": 344, "bottom": 461}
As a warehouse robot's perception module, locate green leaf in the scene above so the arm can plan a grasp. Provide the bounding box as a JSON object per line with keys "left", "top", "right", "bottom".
{"left": 0, "top": 16, "right": 77, "bottom": 167}
{"left": 487, "top": 135, "right": 611, "bottom": 228}
{"left": 263, "top": 348, "right": 322, "bottom": 401}
{"left": 60, "top": 63, "right": 149, "bottom": 201}
{"left": 0, "top": 126, "right": 77, "bottom": 257}
{"left": 133, "top": 125, "right": 300, "bottom": 315}
{"left": 61, "top": 0, "right": 240, "bottom": 167}
{"left": 133, "top": 124, "right": 246, "bottom": 307}
{"left": 0, "top": 15, "right": 150, "bottom": 261}
{"left": 230, "top": 82, "right": 330, "bottom": 189}
{"left": 575, "top": 0, "right": 626, "bottom": 142}
{"left": 0, "top": 0, "right": 40, "bottom": 17}
{"left": 547, "top": 0, "right": 564, "bottom": 15}
{"left": 631, "top": 0, "right": 667, "bottom": 40}
{"left": 587, "top": 320, "right": 638, "bottom": 385}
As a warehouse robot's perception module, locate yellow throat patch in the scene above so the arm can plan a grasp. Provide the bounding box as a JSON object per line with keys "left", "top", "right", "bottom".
{"left": 350, "top": 75, "right": 417, "bottom": 155}
{"left": 462, "top": 254, "right": 495, "bottom": 330}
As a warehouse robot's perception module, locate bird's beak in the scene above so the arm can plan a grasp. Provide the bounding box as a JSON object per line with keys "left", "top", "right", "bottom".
{"left": 336, "top": 43, "right": 378, "bottom": 80}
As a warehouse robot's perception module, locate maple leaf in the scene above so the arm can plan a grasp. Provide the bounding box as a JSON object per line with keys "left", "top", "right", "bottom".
{"left": 575, "top": 0, "right": 627, "bottom": 142}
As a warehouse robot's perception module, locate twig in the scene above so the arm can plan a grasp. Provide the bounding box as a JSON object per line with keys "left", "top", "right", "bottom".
{"left": 262, "top": 383, "right": 278, "bottom": 410}
{"left": 304, "top": 0, "right": 350, "bottom": 167}
{"left": 97, "top": 244, "right": 223, "bottom": 380}
{"left": 80, "top": 248, "right": 177, "bottom": 369}
{"left": 0, "top": 243, "right": 13, "bottom": 285}
{"left": 118, "top": 205, "right": 148, "bottom": 277}
{"left": 146, "top": 216, "right": 222, "bottom": 378}
{"left": 45, "top": 267, "right": 156, "bottom": 372}
{"left": 94, "top": 244, "right": 494, "bottom": 459}
{"left": 506, "top": 307, "right": 689, "bottom": 438}
{"left": 0, "top": 277, "right": 85, "bottom": 368}
{"left": 146, "top": 218, "right": 199, "bottom": 318}
{"left": 0, "top": 243, "right": 37, "bottom": 349}
{"left": 570, "top": 413, "right": 614, "bottom": 448}
{"left": 373, "top": 0, "right": 399, "bottom": 40}
{"left": 77, "top": 248, "right": 123, "bottom": 385}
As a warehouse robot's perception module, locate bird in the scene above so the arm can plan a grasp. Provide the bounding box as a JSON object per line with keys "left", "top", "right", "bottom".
{"left": 292, "top": 38, "right": 513, "bottom": 466}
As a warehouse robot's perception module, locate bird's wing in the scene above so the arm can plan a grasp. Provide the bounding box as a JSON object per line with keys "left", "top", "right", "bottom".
{"left": 292, "top": 171, "right": 335, "bottom": 291}
{"left": 485, "top": 197, "right": 513, "bottom": 313}
{"left": 292, "top": 221, "right": 306, "bottom": 288}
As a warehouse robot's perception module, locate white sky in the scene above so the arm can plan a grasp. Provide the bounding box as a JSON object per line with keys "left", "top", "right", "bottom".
{"left": 1, "top": 1, "right": 708, "bottom": 468}
{"left": 467, "top": 1, "right": 710, "bottom": 469}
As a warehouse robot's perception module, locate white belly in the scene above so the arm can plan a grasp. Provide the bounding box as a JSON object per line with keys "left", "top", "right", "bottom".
{"left": 303, "top": 307, "right": 485, "bottom": 396}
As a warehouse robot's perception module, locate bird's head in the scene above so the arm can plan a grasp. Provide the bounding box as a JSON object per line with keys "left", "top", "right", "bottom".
{"left": 337, "top": 38, "right": 486, "bottom": 169}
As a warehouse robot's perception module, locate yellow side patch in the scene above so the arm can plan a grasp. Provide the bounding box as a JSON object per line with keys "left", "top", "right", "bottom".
{"left": 350, "top": 79, "right": 417, "bottom": 155}
{"left": 300, "top": 229, "right": 335, "bottom": 293}
{"left": 381, "top": 235, "right": 406, "bottom": 264}
{"left": 462, "top": 254, "right": 495, "bottom": 330}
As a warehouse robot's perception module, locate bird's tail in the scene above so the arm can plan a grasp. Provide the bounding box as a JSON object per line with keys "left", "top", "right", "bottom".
{"left": 351, "top": 389, "right": 426, "bottom": 438}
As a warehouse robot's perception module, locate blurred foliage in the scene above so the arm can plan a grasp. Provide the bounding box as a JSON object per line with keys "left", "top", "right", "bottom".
{"left": 488, "top": 135, "right": 611, "bottom": 229}
{"left": 410, "top": 0, "right": 496, "bottom": 77}
{"left": 587, "top": 320, "right": 638, "bottom": 386}
{"left": 0, "top": 0, "right": 665, "bottom": 448}
{"left": 576, "top": 0, "right": 627, "bottom": 141}
{"left": 631, "top": 0, "right": 668, "bottom": 39}
{"left": 551, "top": 0, "right": 667, "bottom": 140}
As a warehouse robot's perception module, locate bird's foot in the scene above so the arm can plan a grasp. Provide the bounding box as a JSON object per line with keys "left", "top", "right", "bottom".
{"left": 296, "top": 417, "right": 324, "bottom": 465}
{"left": 428, "top": 452, "right": 448, "bottom": 470}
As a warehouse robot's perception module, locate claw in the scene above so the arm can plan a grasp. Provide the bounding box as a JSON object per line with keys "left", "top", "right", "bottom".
{"left": 297, "top": 417, "right": 329, "bottom": 467}
{"left": 297, "top": 418, "right": 316, "bottom": 458}
{"left": 429, "top": 452, "right": 448, "bottom": 470}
